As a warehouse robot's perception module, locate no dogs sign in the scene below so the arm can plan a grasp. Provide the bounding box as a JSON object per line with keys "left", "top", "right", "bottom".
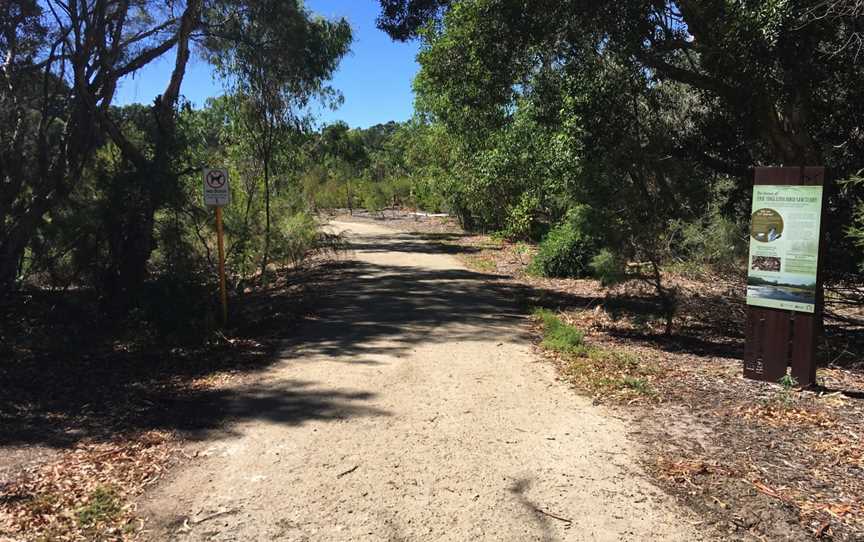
{"left": 203, "top": 168, "right": 230, "bottom": 207}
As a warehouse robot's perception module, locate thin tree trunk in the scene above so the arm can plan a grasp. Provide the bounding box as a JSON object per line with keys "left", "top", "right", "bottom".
{"left": 260, "top": 158, "right": 272, "bottom": 280}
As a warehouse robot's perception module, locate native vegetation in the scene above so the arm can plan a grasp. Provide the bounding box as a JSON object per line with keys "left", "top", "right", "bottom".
{"left": 1, "top": 0, "right": 350, "bottom": 335}
{"left": 3, "top": 0, "right": 863, "bottom": 337}
{"left": 369, "top": 0, "right": 864, "bottom": 332}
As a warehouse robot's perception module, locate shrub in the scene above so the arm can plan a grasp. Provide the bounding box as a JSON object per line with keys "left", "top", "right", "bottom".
{"left": 361, "top": 182, "right": 389, "bottom": 216}
{"left": 590, "top": 249, "right": 627, "bottom": 286}
{"left": 529, "top": 206, "right": 599, "bottom": 278}
{"left": 668, "top": 209, "right": 746, "bottom": 275}
{"left": 501, "top": 192, "right": 542, "bottom": 240}
{"left": 270, "top": 211, "right": 344, "bottom": 268}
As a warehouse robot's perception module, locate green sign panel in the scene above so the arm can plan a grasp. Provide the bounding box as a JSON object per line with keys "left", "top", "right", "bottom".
{"left": 746, "top": 185, "right": 822, "bottom": 313}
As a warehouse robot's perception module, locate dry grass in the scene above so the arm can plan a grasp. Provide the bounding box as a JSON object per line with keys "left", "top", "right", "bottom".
{"left": 531, "top": 309, "right": 661, "bottom": 401}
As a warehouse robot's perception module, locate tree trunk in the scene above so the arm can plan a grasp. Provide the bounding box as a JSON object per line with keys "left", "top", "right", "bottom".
{"left": 101, "top": 170, "right": 159, "bottom": 313}
{"left": 260, "top": 160, "right": 272, "bottom": 280}
{"left": 0, "top": 234, "right": 27, "bottom": 291}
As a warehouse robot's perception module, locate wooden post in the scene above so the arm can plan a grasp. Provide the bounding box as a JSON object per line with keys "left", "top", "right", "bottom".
{"left": 743, "top": 167, "right": 825, "bottom": 387}
{"left": 215, "top": 206, "right": 228, "bottom": 326}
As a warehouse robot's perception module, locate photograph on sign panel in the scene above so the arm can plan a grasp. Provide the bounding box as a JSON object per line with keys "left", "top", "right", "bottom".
{"left": 746, "top": 275, "right": 817, "bottom": 305}
{"left": 750, "top": 255, "right": 781, "bottom": 272}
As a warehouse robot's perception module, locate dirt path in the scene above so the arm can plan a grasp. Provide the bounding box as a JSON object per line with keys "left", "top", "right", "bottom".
{"left": 140, "top": 220, "right": 709, "bottom": 541}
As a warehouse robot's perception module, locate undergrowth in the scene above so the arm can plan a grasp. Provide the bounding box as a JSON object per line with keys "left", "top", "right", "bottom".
{"left": 532, "top": 308, "right": 659, "bottom": 398}
{"left": 75, "top": 486, "right": 122, "bottom": 529}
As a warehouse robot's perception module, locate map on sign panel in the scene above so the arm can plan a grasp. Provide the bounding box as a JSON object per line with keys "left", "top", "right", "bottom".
{"left": 203, "top": 168, "right": 230, "bottom": 206}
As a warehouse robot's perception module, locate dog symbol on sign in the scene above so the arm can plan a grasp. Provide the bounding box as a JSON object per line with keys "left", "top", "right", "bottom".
{"left": 206, "top": 170, "right": 226, "bottom": 189}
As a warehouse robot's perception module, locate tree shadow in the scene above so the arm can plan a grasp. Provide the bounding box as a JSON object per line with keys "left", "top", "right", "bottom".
{"left": 274, "top": 260, "right": 532, "bottom": 365}
{"left": 343, "top": 231, "right": 485, "bottom": 255}
{"left": 507, "top": 477, "right": 556, "bottom": 541}
{"left": 0, "top": 243, "right": 534, "bottom": 451}
{"left": 5, "top": 227, "right": 858, "bottom": 454}
{"left": 530, "top": 287, "right": 746, "bottom": 359}
{"left": 0, "top": 266, "right": 389, "bottom": 450}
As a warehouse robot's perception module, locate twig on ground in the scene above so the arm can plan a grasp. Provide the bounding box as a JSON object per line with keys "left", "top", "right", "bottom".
{"left": 336, "top": 465, "right": 359, "bottom": 478}
{"left": 191, "top": 508, "right": 237, "bottom": 525}
{"left": 533, "top": 506, "right": 573, "bottom": 525}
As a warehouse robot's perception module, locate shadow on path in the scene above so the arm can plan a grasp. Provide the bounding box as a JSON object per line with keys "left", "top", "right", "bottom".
{"left": 278, "top": 260, "right": 532, "bottom": 364}
{"left": 0, "top": 225, "right": 760, "bottom": 451}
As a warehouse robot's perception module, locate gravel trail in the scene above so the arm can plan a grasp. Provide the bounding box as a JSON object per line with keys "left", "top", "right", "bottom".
{"left": 140, "top": 220, "right": 708, "bottom": 541}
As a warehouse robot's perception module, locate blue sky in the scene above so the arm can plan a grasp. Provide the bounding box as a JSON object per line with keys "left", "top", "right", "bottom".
{"left": 113, "top": 0, "right": 421, "bottom": 128}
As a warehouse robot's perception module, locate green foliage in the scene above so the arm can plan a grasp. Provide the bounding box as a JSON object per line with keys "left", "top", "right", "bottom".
{"left": 590, "top": 250, "right": 627, "bottom": 287}
{"left": 845, "top": 173, "right": 864, "bottom": 271}
{"left": 773, "top": 373, "right": 800, "bottom": 406}
{"left": 532, "top": 308, "right": 657, "bottom": 396}
{"left": 532, "top": 309, "right": 586, "bottom": 355}
{"left": 668, "top": 187, "right": 748, "bottom": 276}
{"left": 362, "top": 182, "right": 390, "bottom": 215}
{"left": 270, "top": 212, "right": 341, "bottom": 269}
{"left": 779, "top": 374, "right": 799, "bottom": 391}
{"left": 529, "top": 207, "right": 599, "bottom": 278}
{"left": 383, "top": 0, "right": 864, "bottom": 310}
{"left": 621, "top": 376, "right": 652, "bottom": 395}
{"left": 501, "top": 192, "right": 542, "bottom": 240}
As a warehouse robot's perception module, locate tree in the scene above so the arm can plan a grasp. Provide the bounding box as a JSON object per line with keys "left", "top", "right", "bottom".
{"left": 0, "top": 0, "right": 203, "bottom": 301}
{"left": 378, "top": 0, "right": 864, "bottom": 286}
{"left": 380, "top": 0, "right": 864, "bottom": 168}
{"left": 313, "top": 122, "right": 369, "bottom": 214}
{"left": 206, "top": 0, "right": 350, "bottom": 278}
{"left": 1, "top": 0, "right": 353, "bottom": 306}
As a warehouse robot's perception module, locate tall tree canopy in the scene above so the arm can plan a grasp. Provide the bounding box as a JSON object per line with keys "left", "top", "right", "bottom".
{"left": 378, "top": 0, "right": 864, "bottom": 168}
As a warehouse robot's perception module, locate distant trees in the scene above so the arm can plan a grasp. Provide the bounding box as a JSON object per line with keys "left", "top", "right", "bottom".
{"left": 1, "top": 0, "right": 351, "bottom": 309}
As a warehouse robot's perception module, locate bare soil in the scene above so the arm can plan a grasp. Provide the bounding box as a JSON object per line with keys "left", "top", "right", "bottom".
{"left": 136, "top": 219, "right": 712, "bottom": 541}
{"left": 371, "top": 211, "right": 864, "bottom": 541}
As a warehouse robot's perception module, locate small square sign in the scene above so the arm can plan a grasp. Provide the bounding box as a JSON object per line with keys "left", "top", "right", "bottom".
{"left": 203, "top": 168, "right": 230, "bottom": 207}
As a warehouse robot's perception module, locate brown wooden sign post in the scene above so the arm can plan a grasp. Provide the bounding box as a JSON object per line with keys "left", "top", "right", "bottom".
{"left": 743, "top": 167, "right": 826, "bottom": 387}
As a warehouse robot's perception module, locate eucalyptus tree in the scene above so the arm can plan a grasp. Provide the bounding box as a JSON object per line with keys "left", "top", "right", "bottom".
{"left": 205, "top": 0, "right": 350, "bottom": 278}
{"left": 379, "top": 0, "right": 864, "bottom": 168}
{"left": 0, "top": 0, "right": 203, "bottom": 298}
{"left": 1, "top": 0, "right": 351, "bottom": 306}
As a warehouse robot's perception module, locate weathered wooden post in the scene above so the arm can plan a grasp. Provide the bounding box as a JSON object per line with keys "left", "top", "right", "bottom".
{"left": 743, "top": 167, "right": 826, "bottom": 387}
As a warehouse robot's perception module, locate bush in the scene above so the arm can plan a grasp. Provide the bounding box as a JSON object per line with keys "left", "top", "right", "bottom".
{"left": 270, "top": 211, "right": 342, "bottom": 268}
{"left": 361, "top": 182, "right": 389, "bottom": 215}
{"left": 529, "top": 206, "right": 599, "bottom": 278}
{"left": 668, "top": 209, "right": 746, "bottom": 274}
{"left": 590, "top": 249, "right": 627, "bottom": 286}
{"left": 501, "top": 192, "right": 542, "bottom": 240}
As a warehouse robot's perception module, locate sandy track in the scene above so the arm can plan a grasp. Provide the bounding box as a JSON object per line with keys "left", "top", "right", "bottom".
{"left": 140, "top": 220, "right": 708, "bottom": 541}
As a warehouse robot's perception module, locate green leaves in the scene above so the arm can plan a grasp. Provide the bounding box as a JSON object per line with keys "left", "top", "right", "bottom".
{"left": 205, "top": 0, "right": 352, "bottom": 113}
